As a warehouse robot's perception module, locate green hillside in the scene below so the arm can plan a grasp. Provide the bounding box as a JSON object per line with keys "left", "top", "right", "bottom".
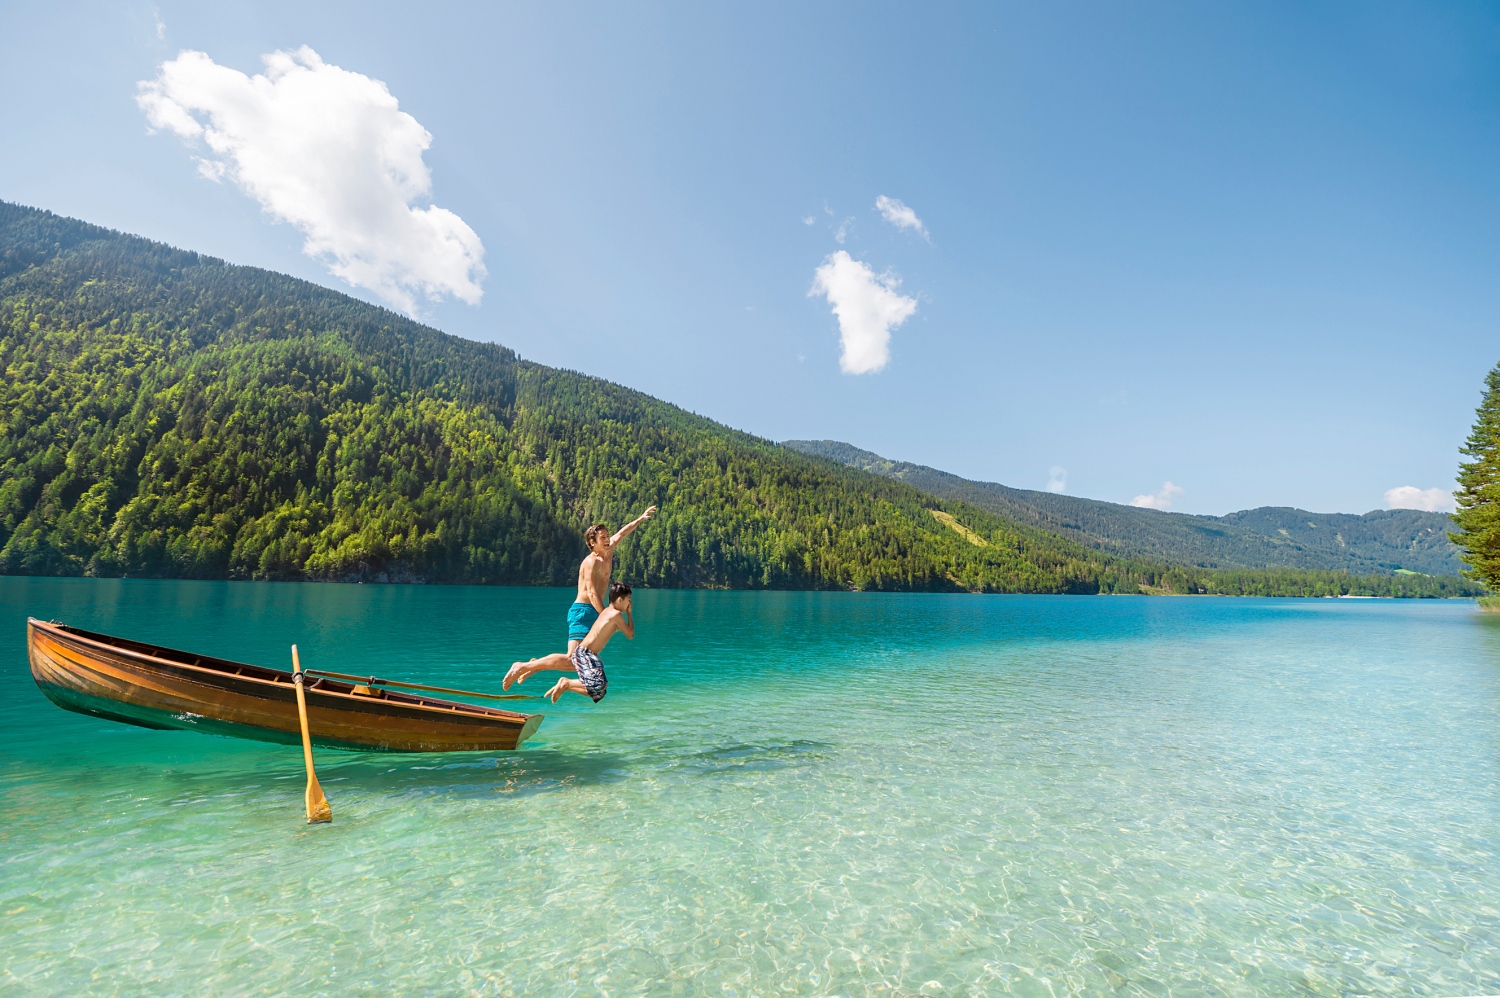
{"left": 1, "top": 203, "right": 1478, "bottom": 598}
{"left": 1, "top": 201, "right": 1192, "bottom": 594}
{"left": 783, "top": 440, "right": 1463, "bottom": 575}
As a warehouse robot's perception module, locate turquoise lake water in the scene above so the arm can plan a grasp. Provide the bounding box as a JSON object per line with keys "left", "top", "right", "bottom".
{"left": 2, "top": 578, "right": 1499, "bottom": 996}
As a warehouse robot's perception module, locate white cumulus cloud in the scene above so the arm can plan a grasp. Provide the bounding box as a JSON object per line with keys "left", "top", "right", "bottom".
{"left": 137, "top": 46, "right": 485, "bottom": 317}
{"left": 1383, "top": 486, "right": 1455, "bottom": 512}
{"left": 1130, "top": 481, "right": 1184, "bottom": 510}
{"left": 809, "top": 251, "right": 917, "bottom": 375}
{"left": 1046, "top": 467, "right": 1067, "bottom": 493}
{"left": 875, "top": 195, "right": 928, "bottom": 239}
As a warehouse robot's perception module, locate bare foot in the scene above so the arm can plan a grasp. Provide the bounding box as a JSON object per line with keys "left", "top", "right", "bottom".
{"left": 545, "top": 678, "right": 569, "bottom": 703}
{"left": 503, "top": 661, "right": 527, "bottom": 691}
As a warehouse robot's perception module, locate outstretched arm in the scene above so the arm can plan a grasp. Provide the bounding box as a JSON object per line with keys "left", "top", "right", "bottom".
{"left": 610, "top": 505, "right": 658, "bottom": 547}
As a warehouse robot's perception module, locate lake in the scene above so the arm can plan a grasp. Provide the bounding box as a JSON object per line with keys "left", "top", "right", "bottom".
{"left": 2, "top": 578, "right": 1498, "bottom": 996}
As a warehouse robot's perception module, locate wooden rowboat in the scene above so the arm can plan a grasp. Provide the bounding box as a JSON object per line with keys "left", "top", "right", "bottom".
{"left": 28, "top": 618, "right": 544, "bottom": 752}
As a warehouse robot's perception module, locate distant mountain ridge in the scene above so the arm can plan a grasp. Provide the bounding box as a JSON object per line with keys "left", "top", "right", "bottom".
{"left": 782, "top": 440, "right": 1462, "bottom": 576}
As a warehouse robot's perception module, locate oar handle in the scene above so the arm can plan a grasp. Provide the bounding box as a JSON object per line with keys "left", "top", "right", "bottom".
{"left": 303, "top": 668, "right": 540, "bottom": 701}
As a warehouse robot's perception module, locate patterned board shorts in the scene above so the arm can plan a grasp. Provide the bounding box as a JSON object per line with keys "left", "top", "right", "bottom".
{"left": 569, "top": 645, "right": 608, "bottom": 702}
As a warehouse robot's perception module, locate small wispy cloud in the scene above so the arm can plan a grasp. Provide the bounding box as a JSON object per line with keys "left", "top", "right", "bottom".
{"left": 1046, "top": 467, "right": 1067, "bottom": 494}
{"left": 834, "top": 217, "right": 853, "bottom": 244}
{"left": 809, "top": 250, "right": 917, "bottom": 375}
{"left": 875, "top": 195, "right": 928, "bottom": 239}
{"left": 802, "top": 215, "right": 816, "bottom": 226}
{"left": 1098, "top": 389, "right": 1128, "bottom": 407}
{"left": 137, "top": 46, "right": 485, "bottom": 317}
{"left": 1130, "top": 482, "right": 1184, "bottom": 510}
{"left": 153, "top": 8, "right": 165, "bottom": 40}
{"left": 1383, "top": 486, "right": 1455, "bottom": 513}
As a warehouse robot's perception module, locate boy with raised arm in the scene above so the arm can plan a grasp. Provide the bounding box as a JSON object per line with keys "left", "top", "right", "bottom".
{"left": 565, "top": 506, "right": 655, "bottom": 653}
{"left": 505, "top": 582, "right": 635, "bottom": 703}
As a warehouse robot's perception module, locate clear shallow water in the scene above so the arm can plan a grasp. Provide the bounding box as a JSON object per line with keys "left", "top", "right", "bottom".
{"left": 2, "top": 579, "right": 1499, "bottom": 997}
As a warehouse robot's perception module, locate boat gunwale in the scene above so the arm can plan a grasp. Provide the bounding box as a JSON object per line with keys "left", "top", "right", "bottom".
{"left": 27, "top": 617, "right": 537, "bottom": 727}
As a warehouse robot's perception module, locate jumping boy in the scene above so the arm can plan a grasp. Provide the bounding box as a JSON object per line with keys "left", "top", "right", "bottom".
{"left": 504, "top": 582, "right": 635, "bottom": 703}
{"left": 566, "top": 506, "right": 654, "bottom": 652}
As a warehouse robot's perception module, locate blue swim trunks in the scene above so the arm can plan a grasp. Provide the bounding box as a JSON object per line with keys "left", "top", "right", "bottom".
{"left": 566, "top": 601, "right": 600, "bottom": 642}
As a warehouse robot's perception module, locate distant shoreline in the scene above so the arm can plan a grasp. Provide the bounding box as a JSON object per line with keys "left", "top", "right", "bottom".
{"left": 0, "top": 573, "right": 1484, "bottom": 600}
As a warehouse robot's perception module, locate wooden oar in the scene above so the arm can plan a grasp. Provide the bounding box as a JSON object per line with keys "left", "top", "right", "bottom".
{"left": 303, "top": 668, "right": 540, "bottom": 701}
{"left": 291, "top": 645, "right": 332, "bottom": 824}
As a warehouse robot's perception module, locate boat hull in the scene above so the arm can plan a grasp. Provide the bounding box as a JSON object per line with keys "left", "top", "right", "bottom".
{"left": 28, "top": 619, "right": 543, "bottom": 752}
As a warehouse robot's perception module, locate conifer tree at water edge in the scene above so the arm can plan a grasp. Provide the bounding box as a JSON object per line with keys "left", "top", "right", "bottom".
{"left": 1452, "top": 361, "right": 1500, "bottom": 603}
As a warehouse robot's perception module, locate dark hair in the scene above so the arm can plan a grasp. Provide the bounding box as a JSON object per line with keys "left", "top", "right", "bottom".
{"left": 584, "top": 524, "right": 609, "bottom": 546}
{"left": 608, "top": 581, "right": 632, "bottom": 602}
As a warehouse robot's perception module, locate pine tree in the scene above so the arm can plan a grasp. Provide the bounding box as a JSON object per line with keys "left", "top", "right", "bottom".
{"left": 1452, "top": 362, "right": 1500, "bottom": 591}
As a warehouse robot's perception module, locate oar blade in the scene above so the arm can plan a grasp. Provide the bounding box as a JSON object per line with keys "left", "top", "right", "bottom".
{"left": 306, "top": 777, "right": 332, "bottom": 824}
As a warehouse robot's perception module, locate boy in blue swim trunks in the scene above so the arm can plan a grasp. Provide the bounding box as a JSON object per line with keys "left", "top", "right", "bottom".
{"left": 504, "top": 505, "right": 654, "bottom": 690}
{"left": 567, "top": 507, "right": 654, "bottom": 649}
{"left": 504, "top": 582, "right": 635, "bottom": 703}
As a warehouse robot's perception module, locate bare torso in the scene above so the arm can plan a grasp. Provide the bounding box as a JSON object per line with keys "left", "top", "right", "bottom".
{"left": 582, "top": 605, "right": 631, "bottom": 654}
{"left": 575, "top": 551, "right": 613, "bottom": 610}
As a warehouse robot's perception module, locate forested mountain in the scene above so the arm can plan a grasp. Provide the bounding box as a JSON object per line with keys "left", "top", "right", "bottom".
{"left": 0, "top": 202, "right": 1178, "bottom": 594}
{"left": 783, "top": 440, "right": 1463, "bottom": 575}
{"left": 0, "top": 203, "right": 1476, "bottom": 597}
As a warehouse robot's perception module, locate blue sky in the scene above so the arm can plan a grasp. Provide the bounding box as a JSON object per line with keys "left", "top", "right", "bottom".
{"left": 3, "top": 2, "right": 1497, "bottom": 515}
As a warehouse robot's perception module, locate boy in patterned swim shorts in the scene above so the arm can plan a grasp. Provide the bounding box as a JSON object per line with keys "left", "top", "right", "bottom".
{"left": 503, "top": 583, "right": 635, "bottom": 703}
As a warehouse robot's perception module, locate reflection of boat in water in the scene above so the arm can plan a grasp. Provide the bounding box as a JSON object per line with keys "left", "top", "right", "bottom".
{"left": 27, "top": 618, "right": 543, "bottom": 752}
